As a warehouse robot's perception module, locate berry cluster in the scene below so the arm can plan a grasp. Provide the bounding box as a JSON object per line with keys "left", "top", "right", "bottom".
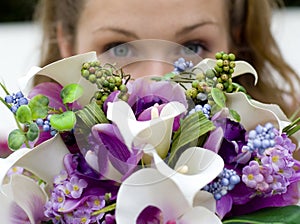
{"left": 188, "top": 103, "right": 211, "bottom": 119}
{"left": 203, "top": 168, "right": 240, "bottom": 200}
{"left": 81, "top": 61, "right": 129, "bottom": 105}
{"left": 36, "top": 115, "right": 57, "bottom": 136}
{"left": 185, "top": 52, "right": 237, "bottom": 105}
{"left": 246, "top": 123, "right": 276, "bottom": 155}
{"left": 214, "top": 52, "right": 236, "bottom": 92}
{"left": 4, "top": 91, "right": 28, "bottom": 113}
{"left": 173, "top": 57, "right": 193, "bottom": 74}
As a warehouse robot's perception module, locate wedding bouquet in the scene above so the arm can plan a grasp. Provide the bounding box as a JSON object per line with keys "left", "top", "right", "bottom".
{"left": 1, "top": 50, "right": 300, "bottom": 224}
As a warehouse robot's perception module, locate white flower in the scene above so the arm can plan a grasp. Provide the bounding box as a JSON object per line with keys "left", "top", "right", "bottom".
{"left": 0, "top": 135, "right": 69, "bottom": 223}
{"left": 116, "top": 147, "right": 224, "bottom": 223}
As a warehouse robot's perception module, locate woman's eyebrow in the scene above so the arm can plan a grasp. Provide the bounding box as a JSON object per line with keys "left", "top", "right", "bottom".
{"left": 175, "top": 21, "right": 218, "bottom": 37}
{"left": 93, "top": 26, "right": 139, "bottom": 39}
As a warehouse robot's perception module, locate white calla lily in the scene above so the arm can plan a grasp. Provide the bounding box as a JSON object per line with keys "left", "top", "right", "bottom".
{"left": 195, "top": 58, "right": 258, "bottom": 85}
{"left": 106, "top": 100, "right": 186, "bottom": 159}
{"left": 1, "top": 175, "right": 48, "bottom": 223}
{"left": 144, "top": 146, "right": 224, "bottom": 205}
{"left": 225, "top": 92, "right": 300, "bottom": 146}
{"left": 115, "top": 167, "right": 222, "bottom": 223}
{"left": 18, "top": 52, "right": 98, "bottom": 106}
{"left": 0, "top": 135, "right": 69, "bottom": 222}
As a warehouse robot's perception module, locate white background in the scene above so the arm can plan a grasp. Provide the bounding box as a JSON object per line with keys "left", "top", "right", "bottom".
{"left": 0, "top": 8, "right": 300, "bottom": 139}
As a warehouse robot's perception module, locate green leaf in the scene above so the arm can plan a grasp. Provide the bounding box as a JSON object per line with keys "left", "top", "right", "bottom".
{"left": 222, "top": 205, "right": 300, "bottom": 224}
{"left": 60, "top": 83, "right": 83, "bottom": 104}
{"left": 75, "top": 100, "right": 109, "bottom": 128}
{"left": 26, "top": 123, "right": 39, "bottom": 142}
{"left": 16, "top": 105, "right": 32, "bottom": 124}
{"left": 8, "top": 129, "right": 26, "bottom": 150}
{"left": 229, "top": 109, "right": 241, "bottom": 122}
{"left": 168, "top": 111, "right": 215, "bottom": 165}
{"left": 28, "top": 94, "right": 49, "bottom": 120}
{"left": 211, "top": 87, "right": 226, "bottom": 108}
{"left": 50, "top": 111, "right": 76, "bottom": 131}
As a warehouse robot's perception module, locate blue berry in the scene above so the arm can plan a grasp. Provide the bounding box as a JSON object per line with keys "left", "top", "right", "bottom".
{"left": 247, "top": 123, "right": 276, "bottom": 154}
{"left": 36, "top": 118, "right": 44, "bottom": 127}
{"left": 18, "top": 97, "right": 28, "bottom": 106}
{"left": 5, "top": 95, "right": 13, "bottom": 103}
{"left": 43, "top": 124, "right": 50, "bottom": 132}
{"left": 15, "top": 91, "right": 24, "bottom": 99}
{"left": 202, "top": 168, "right": 240, "bottom": 200}
{"left": 11, "top": 105, "right": 18, "bottom": 113}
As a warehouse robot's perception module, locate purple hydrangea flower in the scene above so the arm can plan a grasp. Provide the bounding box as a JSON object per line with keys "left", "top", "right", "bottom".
{"left": 242, "top": 161, "right": 264, "bottom": 188}
{"left": 65, "top": 176, "right": 88, "bottom": 199}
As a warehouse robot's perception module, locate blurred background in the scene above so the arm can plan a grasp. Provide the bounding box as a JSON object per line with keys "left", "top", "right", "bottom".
{"left": 0, "top": 0, "right": 300, "bottom": 156}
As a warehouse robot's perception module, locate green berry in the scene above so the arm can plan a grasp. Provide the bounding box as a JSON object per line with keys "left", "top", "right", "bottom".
{"left": 221, "top": 74, "right": 228, "bottom": 81}
{"left": 192, "top": 80, "right": 199, "bottom": 89}
{"left": 228, "top": 53, "right": 236, "bottom": 61}
{"left": 229, "top": 61, "right": 235, "bottom": 68}
{"left": 89, "top": 74, "right": 97, "bottom": 83}
{"left": 216, "top": 83, "right": 224, "bottom": 90}
{"left": 216, "top": 59, "right": 223, "bottom": 67}
{"left": 205, "top": 69, "right": 215, "bottom": 79}
{"left": 81, "top": 69, "right": 90, "bottom": 79}
{"left": 222, "top": 54, "right": 229, "bottom": 60}
{"left": 89, "top": 67, "right": 96, "bottom": 74}
{"left": 82, "top": 62, "right": 90, "bottom": 69}
{"left": 215, "top": 52, "right": 222, "bottom": 60}
{"left": 119, "top": 84, "right": 128, "bottom": 92}
{"left": 186, "top": 88, "right": 198, "bottom": 98}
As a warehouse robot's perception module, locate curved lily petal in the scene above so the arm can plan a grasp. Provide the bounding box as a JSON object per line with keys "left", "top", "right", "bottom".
{"left": 106, "top": 100, "right": 186, "bottom": 159}
{"left": 1, "top": 174, "right": 47, "bottom": 223}
{"left": 18, "top": 52, "right": 98, "bottom": 106}
{"left": 179, "top": 206, "right": 222, "bottom": 224}
{"left": 226, "top": 92, "right": 291, "bottom": 132}
{"left": 193, "top": 190, "right": 217, "bottom": 212}
{"left": 194, "top": 58, "right": 258, "bottom": 85}
{"left": 0, "top": 134, "right": 69, "bottom": 193}
{"left": 116, "top": 168, "right": 221, "bottom": 223}
{"left": 144, "top": 146, "right": 224, "bottom": 205}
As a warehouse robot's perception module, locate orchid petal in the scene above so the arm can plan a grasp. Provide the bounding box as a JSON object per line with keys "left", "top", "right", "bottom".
{"left": 115, "top": 168, "right": 191, "bottom": 223}
{"left": 2, "top": 174, "right": 47, "bottom": 223}
{"left": 195, "top": 58, "right": 258, "bottom": 85}
{"left": 86, "top": 123, "right": 142, "bottom": 182}
{"left": 178, "top": 206, "right": 222, "bottom": 224}
{"left": 107, "top": 100, "right": 186, "bottom": 160}
{"left": 0, "top": 135, "right": 69, "bottom": 193}
{"left": 145, "top": 146, "right": 224, "bottom": 205}
{"left": 18, "top": 52, "right": 98, "bottom": 106}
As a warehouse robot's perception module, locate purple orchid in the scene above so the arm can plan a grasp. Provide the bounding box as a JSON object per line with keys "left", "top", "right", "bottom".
{"left": 84, "top": 123, "right": 143, "bottom": 182}
{"left": 104, "top": 77, "right": 188, "bottom": 131}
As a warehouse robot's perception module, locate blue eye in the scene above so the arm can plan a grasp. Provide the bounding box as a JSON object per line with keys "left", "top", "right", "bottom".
{"left": 112, "top": 43, "right": 130, "bottom": 57}
{"left": 182, "top": 42, "right": 204, "bottom": 55}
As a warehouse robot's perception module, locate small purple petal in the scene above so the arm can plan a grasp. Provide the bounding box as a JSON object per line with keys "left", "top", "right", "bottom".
{"left": 136, "top": 206, "right": 163, "bottom": 224}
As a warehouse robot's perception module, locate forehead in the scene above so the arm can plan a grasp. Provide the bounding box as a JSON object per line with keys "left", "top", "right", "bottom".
{"left": 79, "top": 0, "right": 228, "bottom": 38}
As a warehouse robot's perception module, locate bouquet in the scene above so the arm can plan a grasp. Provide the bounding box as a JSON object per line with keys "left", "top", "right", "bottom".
{"left": 1, "top": 50, "right": 300, "bottom": 224}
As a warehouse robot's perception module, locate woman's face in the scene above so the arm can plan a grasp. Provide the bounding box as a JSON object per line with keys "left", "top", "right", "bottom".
{"left": 65, "top": 0, "right": 230, "bottom": 77}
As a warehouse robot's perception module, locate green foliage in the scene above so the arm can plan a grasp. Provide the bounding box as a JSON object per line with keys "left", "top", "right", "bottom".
{"left": 50, "top": 111, "right": 76, "bottom": 131}
{"left": 16, "top": 105, "right": 32, "bottom": 124}
{"left": 223, "top": 205, "right": 300, "bottom": 224}
{"left": 168, "top": 111, "right": 215, "bottom": 165}
{"left": 60, "top": 83, "right": 84, "bottom": 104}
{"left": 8, "top": 129, "right": 26, "bottom": 150}
{"left": 28, "top": 94, "right": 49, "bottom": 120}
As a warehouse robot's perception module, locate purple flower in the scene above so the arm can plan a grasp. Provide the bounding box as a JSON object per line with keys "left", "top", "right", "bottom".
{"left": 242, "top": 161, "right": 264, "bottom": 188}
{"left": 84, "top": 123, "right": 143, "bottom": 181}
{"left": 65, "top": 176, "right": 88, "bottom": 199}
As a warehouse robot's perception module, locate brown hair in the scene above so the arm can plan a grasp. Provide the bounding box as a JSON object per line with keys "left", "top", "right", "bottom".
{"left": 35, "top": 0, "right": 300, "bottom": 116}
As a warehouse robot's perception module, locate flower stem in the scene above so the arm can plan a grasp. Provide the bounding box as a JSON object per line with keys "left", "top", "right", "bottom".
{"left": 91, "top": 203, "right": 116, "bottom": 216}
